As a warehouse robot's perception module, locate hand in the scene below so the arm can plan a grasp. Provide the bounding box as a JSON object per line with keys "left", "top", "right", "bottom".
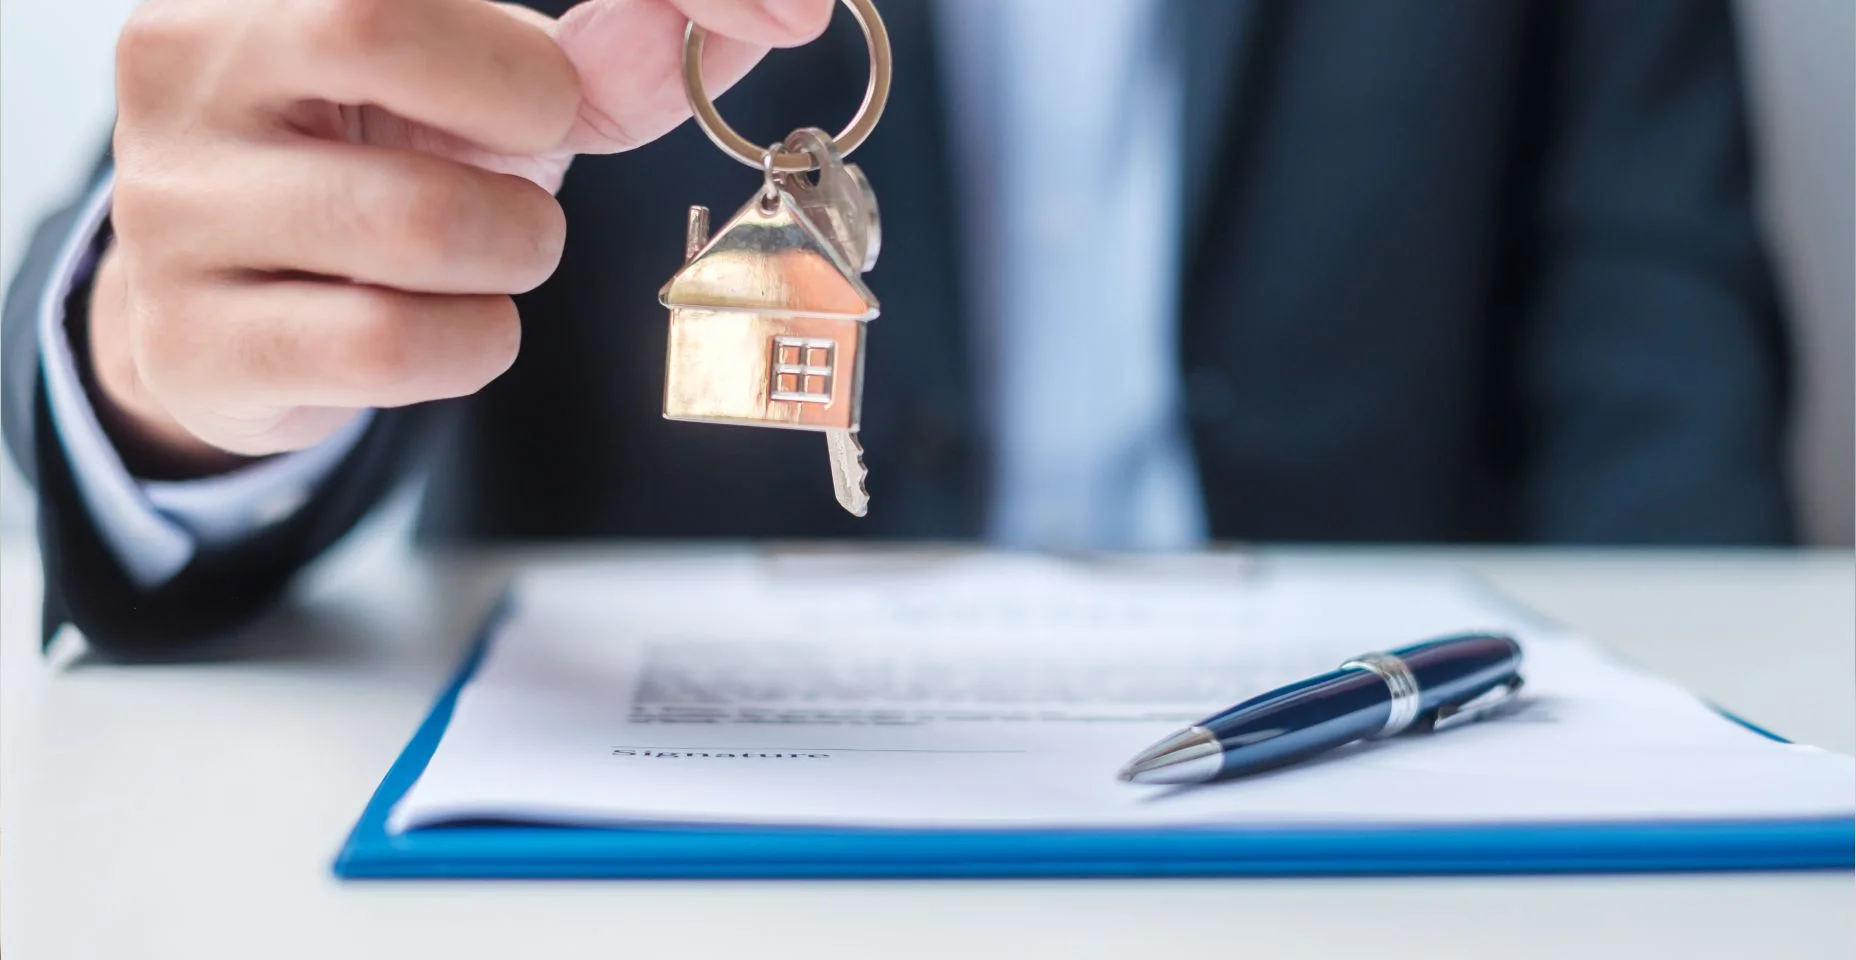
{"left": 90, "top": 0, "right": 833, "bottom": 473}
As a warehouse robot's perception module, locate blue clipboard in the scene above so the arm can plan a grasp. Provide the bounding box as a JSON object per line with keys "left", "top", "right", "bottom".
{"left": 334, "top": 601, "right": 1855, "bottom": 880}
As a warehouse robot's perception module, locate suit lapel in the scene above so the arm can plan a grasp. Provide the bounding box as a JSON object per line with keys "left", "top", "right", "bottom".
{"left": 842, "top": 0, "right": 981, "bottom": 533}
{"left": 1176, "top": 0, "right": 1269, "bottom": 251}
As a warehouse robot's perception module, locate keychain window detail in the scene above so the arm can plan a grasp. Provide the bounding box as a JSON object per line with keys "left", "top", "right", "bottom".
{"left": 771, "top": 337, "right": 837, "bottom": 404}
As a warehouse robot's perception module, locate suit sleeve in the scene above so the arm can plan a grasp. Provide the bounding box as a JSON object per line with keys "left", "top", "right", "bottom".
{"left": 3, "top": 160, "right": 446, "bottom": 660}
{"left": 1511, "top": 0, "right": 1793, "bottom": 543}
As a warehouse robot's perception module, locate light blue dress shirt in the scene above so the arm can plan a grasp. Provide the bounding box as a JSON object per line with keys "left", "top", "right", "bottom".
{"left": 938, "top": 0, "right": 1204, "bottom": 550}
{"left": 38, "top": 0, "right": 1206, "bottom": 589}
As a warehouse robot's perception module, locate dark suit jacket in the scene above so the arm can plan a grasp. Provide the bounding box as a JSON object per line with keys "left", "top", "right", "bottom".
{"left": 4, "top": 0, "right": 1794, "bottom": 658}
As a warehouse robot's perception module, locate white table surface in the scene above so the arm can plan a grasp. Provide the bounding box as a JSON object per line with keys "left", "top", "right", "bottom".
{"left": 4, "top": 529, "right": 1852, "bottom": 960}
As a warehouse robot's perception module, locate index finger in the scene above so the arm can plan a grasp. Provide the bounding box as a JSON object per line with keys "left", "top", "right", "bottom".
{"left": 253, "top": 0, "right": 582, "bottom": 156}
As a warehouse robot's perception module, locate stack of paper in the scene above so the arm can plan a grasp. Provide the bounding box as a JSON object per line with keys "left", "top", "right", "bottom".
{"left": 339, "top": 552, "right": 1855, "bottom": 878}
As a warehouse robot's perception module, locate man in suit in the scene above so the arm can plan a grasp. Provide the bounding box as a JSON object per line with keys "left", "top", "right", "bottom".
{"left": 3, "top": 0, "right": 1792, "bottom": 659}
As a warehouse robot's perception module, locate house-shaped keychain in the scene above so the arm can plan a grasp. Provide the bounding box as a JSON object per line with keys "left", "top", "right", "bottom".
{"left": 658, "top": 186, "right": 880, "bottom": 433}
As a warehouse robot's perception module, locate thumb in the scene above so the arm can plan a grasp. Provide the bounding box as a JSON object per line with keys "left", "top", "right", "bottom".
{"left": 550, "top": 0, "right": 833, "bottom": 156}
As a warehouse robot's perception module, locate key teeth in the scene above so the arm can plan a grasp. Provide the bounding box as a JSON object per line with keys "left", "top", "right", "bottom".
{"left": 842, "top": 432, "right": 869, "bottom": 517}
{"left": 827, "top": 429, "right": 869, "bottom": 517}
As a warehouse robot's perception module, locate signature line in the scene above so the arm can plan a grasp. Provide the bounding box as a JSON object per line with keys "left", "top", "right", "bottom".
{"left": 611, "top": 746, "right": 1029, "bottom": 754}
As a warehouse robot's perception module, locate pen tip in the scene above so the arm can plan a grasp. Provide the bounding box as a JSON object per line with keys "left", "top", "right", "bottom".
{"left": 1115, "top": 726, "right": 1223, "bottom": 784}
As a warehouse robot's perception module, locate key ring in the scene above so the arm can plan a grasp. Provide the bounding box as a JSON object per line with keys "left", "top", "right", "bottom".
{"left": 681, "top": 0, "right": 891, "bottom": 173}
{"left": 758, "top": 142, "right": 781, "bottom": 209}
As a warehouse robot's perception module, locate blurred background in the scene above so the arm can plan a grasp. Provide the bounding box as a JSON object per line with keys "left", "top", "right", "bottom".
{"left": 2, "top": 0, "right": 1849, "bottom": 544}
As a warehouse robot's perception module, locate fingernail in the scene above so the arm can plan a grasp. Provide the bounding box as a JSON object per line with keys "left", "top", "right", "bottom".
{"left": 766, "top": 0, "right": 831, "bottom": 39}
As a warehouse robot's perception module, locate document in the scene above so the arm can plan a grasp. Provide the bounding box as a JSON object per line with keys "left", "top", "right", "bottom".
{"left": 388, "top": 552, "right": 1855, "bottom": 833}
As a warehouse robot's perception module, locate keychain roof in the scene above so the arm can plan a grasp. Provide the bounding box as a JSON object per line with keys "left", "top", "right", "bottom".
{"left": 658, "top": 190, "right": 879, "bottom": 321}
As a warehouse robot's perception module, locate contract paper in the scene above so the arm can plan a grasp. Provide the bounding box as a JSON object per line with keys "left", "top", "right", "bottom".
{"left": 388, "top": 552, "right": 1855, "bottom": 832}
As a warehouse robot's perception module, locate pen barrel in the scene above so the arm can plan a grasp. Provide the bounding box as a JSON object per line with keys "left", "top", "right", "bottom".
{"left": 1203, "top": 669, "right": 1402, "bottom": 778}
{"left": 1201, "top": 633, "right": 1522, "bottom": 779}
{"left": 1393, "top": 633, "right": 1524, "bottom": 716}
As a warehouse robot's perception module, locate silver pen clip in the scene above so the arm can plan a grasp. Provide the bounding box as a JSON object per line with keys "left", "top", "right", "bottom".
{"left": 1418, "top": 675, "right": 1525, "bottom": 733}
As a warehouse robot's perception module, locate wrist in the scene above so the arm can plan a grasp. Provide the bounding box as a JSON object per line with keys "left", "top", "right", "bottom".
{"left": 81, "top": 245, "right": 252, "bottom": 479}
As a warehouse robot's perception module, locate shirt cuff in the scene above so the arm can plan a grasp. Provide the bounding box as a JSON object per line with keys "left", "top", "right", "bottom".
{"left": 37, "top": 173, "right": 372, "bottom": 589}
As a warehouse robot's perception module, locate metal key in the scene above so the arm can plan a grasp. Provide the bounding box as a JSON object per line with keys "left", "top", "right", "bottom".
{"left": 658, "top": 127, "right": 881, "bottom": 516}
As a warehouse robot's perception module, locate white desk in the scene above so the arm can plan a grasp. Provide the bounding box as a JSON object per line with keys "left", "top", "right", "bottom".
{"left": 4, "top": 533, "right": 1852, "bottom": 960}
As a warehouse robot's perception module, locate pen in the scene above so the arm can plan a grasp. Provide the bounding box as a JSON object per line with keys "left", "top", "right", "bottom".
{"left": 1118, "top": 632, "right": 1524, "bottom": 784}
